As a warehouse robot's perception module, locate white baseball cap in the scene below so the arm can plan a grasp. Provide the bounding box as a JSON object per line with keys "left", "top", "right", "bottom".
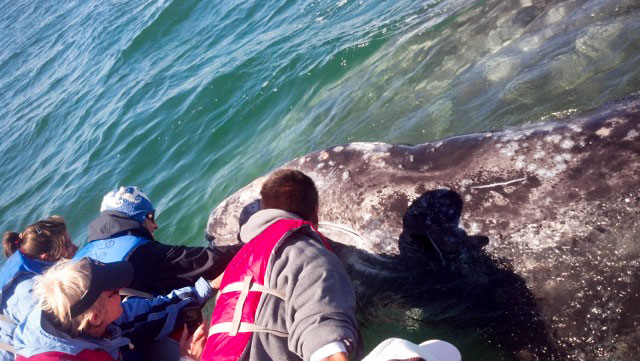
{"left": 363, "top": 338, "right": 462, "bottom": 361}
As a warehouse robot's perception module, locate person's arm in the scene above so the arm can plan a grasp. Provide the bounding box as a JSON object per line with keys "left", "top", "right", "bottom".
{"left": 276, "top": 235, "right": 359, "bottom": 360}
{"left": 115, "top": 277, "right": 214, "bottom": 344}
{"left": 310, "top": 342, "right": 350, "bottom": 361}
{"left": 129, "top": 241, "right": 240, "bottom": 294}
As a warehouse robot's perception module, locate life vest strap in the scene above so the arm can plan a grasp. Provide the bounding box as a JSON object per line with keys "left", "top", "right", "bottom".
{"left": 229, "top": 276, "right": 253, "bottom": 336}
{"left": 0, "top": 313, "right": 16, "bottom": 354}
{"left": 119, "top": 288, "right": 154, "bottom": 299}
{"left": 220, "top": 281, "right": 285, "bottom": 300}
{"left": 0, "top": 341, "right": 15, "bottom": 354}
{"left": 208, "top": 322, "right": 288, "bottom": 338}
{"left": 0, "top": 314, "right": 16, "bottom": 325}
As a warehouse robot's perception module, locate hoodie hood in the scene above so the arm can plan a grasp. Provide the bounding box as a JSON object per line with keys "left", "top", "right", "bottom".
{"left": 87, "top": 211, "right": 154, "bottom": 242}
{"left": 13, "top": 308, "right": 130, "bottom": 359}
{"left": 239, "top": 209, "right": 303, "bottom": 243}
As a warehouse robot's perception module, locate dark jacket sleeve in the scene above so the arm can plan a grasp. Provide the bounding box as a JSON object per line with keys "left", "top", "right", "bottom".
{"left": 128, "top": 241, "right": 241, "bottom": 295}
{"left": 117, "top": 278, "right": 214, "bottom": 345}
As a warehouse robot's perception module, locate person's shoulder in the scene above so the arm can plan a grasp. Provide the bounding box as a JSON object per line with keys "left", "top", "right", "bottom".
{"left": 128, "top": 239, "right": 174, "bottom": 263}
{"left": 280, "top": 232, "right": 341, "bottom": 267}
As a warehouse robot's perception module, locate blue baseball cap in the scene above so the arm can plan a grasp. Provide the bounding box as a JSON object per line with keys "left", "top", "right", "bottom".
{"left": 100, "top": 186, "right": 155, "bottom": 223}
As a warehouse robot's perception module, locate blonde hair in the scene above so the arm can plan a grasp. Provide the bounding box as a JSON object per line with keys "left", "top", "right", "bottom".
{"left": 33, "top": 259, "right": 107, "bottom": 337}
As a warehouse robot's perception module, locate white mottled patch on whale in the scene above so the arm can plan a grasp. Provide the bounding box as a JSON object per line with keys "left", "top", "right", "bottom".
{"left": 328, "top": 160, "right": 335, "bottom": 167}
{"left": 368, "top": 229, "right": 398, "bottom": 254}
{"left": 333, "top": 146, "right": 344, "bottom": 152}
{"left": 596, "top": 127, "right": 611, "bottom": 137}
{"left": 315, "top": 162, "right": 325, "bottom": 169}
{"left": 468, "top": 221, "right": 482, "bottom": 235}
{"left": 348, "top": 142, "right": 391, "bottom": 153}
{"left": 552, "top": 154, "right": 571, "bottom": 172}
{"left": 341, "top": 170, "right": 350, "bottom": 181}
{"left": 363, "top": 152, "right": 389, "bottom": 167}
{"left": 625, "top": 129, "right": 639, "bottom": 140}
{"left": 318, "top": 151, "right": 330, "bottom": 161}
{"left": 514, "top": 155, "right": 526, "bottom": 169}
{"left": 500, "top": 142, "right": 520, "bottom": 157}
{"left": 569, "top": 124, "right": 582, "bottom": 133}
{"left": 489, "top": 190, "right": 508, "bottom": 205}
{"left": 298, "top": 157, "right": 309, "bottom": 165}
{"left": 459, "top": 178, "right": 472, "bottom": 192}
{"left": 535, "top": 167, "right": 558, "bottom": 178}
{"left": 519, "top": 35, "right": 541, "bottom": 52}
{"left": 545, "top": 4, "right": 567, "bottom": 25}
{"left": 560, "top": 139, "right": 575, "bottom": 149}
{"left": 553, "top": 154, "right": 566, "bottom": 163}
{"left": 502, "top": 131, "right": 525, "bottom": 142}
{"left": 533, "top": 150, "right": 546, "bottom": 159}
{"left": 545, "top": 134, "right": 562, "bottom": 144}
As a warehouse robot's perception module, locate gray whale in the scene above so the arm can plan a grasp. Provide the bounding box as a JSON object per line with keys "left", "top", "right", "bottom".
{"left": 206, "top": 93, "right": 640, "bottom": 360}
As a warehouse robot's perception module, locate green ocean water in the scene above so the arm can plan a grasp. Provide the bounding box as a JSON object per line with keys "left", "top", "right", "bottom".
{"left": 1, "top": 0, "right": 639, "bottom": 359}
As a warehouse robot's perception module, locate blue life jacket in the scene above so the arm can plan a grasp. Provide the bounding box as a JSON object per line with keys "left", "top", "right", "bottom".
{"left": 0, "top": 252, "right": 52, "bottom": 358}
{"left": 73, "top": 235, "right": 149, "bottom": 263}
{"left": 0, "top": 251, "right": 51, "bottom": 306}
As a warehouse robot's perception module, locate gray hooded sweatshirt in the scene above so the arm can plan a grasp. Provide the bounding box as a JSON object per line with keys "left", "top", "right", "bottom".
{"left": 238, "top": 209, "right": 359, "bottom": 361}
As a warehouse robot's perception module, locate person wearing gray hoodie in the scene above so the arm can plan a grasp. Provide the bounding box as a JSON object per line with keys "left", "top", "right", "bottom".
{"left": 202, "top": 169, "right": 360, "bottom": 361}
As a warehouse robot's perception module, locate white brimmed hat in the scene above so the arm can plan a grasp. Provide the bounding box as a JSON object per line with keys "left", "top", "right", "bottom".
{"left": 363, "top": 338, "right": 461, "bottom": 361}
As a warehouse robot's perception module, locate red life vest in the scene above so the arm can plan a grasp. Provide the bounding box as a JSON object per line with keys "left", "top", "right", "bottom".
{"left": 201, "top": 219, "right": 330, "bottom": 361}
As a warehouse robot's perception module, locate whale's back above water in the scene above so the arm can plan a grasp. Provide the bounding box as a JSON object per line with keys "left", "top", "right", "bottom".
{"left": 207, "top": 93, "right": 640, "bottom": 360}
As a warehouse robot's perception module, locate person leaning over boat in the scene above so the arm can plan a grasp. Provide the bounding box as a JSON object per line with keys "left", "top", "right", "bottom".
{"left": 12, "top": 257, "right": 215, "bottom": 361}
{"left": 74, "top": 186, "right": 240, "bottom": 296}
{"left": 0, "top": 216, "right": 77, "bottom": 360}
{"left": 201, "top": 169, "right": 361, "bottom": 361}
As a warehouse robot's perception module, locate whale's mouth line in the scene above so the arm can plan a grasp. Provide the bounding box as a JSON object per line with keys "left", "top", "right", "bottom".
{"left": 318, "top": 222, "right": 446, "bottom": 266}
{"left": 318, "top": 221, "right": 365, "bottom": 242}
{"left": 470, "top": 176, "right": 527, "bottom": 189}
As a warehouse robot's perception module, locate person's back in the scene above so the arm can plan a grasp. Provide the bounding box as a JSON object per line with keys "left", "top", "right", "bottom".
{"left": 0, "top": 216, "right": 76, "bottom": 361}
{"left": 202, "top": 169, "right": 360, "bottom": 361}
{"left": 74, "top": 186, "right": 239, "bottom": 295}
{"left": 13, "top": 258, "right": 216, "bottom": 361}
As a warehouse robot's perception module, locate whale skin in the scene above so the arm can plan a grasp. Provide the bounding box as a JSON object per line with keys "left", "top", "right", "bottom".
{"left": 206, "top": 93, "right": 640, "bottom": 360}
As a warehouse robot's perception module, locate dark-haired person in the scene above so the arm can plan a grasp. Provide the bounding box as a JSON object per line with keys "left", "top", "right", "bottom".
{"left": 13, "top": 258, "right": 215, "bottom": 361}
{"left": 202, "top": 169, "right": 361, "bottom": 361}
{"left": 74, "top": 186, "right": 240, "bottom": 296}
{"left": 0, "top": 216, "right": 78, "bottom": 360}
